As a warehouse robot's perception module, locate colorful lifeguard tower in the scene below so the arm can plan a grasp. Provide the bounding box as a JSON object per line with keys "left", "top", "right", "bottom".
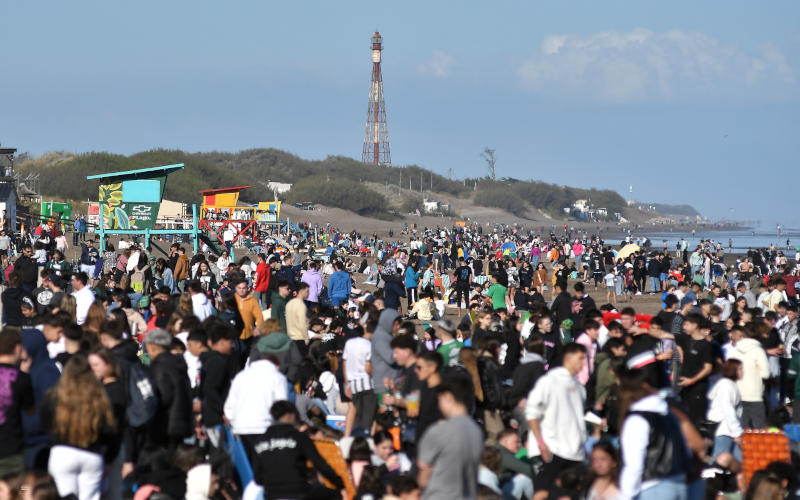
{"left": 87, "top": 163, "right": 200, "bottom": 253}
{"left": 199, "top": 186, "right": 288, "bottom": 245}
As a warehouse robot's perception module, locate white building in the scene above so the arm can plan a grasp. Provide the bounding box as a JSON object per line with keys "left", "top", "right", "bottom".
{"left": 267, "top": 181, "right": 292, "bottom": 197}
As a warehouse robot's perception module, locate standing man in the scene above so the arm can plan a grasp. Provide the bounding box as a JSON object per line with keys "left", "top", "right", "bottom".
{"left": 526, "top": 343, "right": 588, "bottom": 493}
{"left": 252, "top": 253, "right": 270, "bottom": 310}
{"left": 234, "top": 279, "right": 263, "bottom": 341}
{"left": 78, "top": 215, "right": 87, "bottom": 242}
{"left": 222, "top": 226, "right": 235, "bottom": 253}
{"left": 417, "top": 376, "right": 483, "bottom": 500}
{"left": 79, "top": 239, "right": 100, "bottom": 280}
{"left": 143, "top": 329, "right": 193, "bottom": 452}
{"left": 286, "top": 283, "right": 309, "bottom": 350}
{"left": 300, "top": 261, "right": 323, "bottom": 310}
{"left": 452, "top": 257, "right": 472, "bottom": 316}
{"left": 0, "top": 330, "right": 34, "bottom": 477}
{"left": 270, "top": 280, "right": 292, "bottom": 333}
{"left": 15, "top": 245, "right": 37, "bottom": 293}
{"left": 70, "top": 272, "right": 95, "bottom": 325}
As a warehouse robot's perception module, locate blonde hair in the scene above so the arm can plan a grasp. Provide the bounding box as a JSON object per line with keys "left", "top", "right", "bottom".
{"left": 49, "top": 356, "right": 115, "bottom": 448}
{"left": 177, "top": 293, "right": 193, "bottom": 316}
{"left": 458, "top": 347, "right": 483, "bottom": 402}
{"left": 83, "top": 302, "right": 106, "bottom": 340}
{"left": 59, "top": 295, "right": 77, "bottom": 323}
{"left": 260, "top": 319, "right": 281, "bottom": 336}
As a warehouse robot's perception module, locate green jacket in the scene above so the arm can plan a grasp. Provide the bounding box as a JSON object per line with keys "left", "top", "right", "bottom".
{"left": 594, "top": 352, "right": 617, "bottom": 404}
{"left": 271, "top": 291, "right": 288, "bottom": 332}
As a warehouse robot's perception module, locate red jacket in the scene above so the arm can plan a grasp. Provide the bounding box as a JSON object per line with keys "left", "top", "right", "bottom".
{"left": 254, "top": 261, "right": 270, "bottom": 292}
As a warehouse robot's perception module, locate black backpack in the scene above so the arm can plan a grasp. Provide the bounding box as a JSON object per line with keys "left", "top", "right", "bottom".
{"left": 126, "top": 362, "right": 158, "bottom": 427}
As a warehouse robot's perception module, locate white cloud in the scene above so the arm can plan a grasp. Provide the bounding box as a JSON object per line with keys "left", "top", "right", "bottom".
{"left": 517, "top": 28, "right": 796, "bottom": 102}
{"left": 417, "top": 49, "right": 456, "bottom": 78}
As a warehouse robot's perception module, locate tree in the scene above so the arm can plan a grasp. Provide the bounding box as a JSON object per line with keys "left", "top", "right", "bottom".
{"left": 481, "top": 147, "right": 497, "bottom": 180}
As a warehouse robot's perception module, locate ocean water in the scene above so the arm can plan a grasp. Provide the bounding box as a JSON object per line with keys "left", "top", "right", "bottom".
{"left": 630, "top": 228, "right": 800, "bottom": 252}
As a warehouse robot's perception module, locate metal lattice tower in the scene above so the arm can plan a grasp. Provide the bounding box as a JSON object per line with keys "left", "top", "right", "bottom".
{"left": 361, "top": 31, "right": 391, "bottom": 167}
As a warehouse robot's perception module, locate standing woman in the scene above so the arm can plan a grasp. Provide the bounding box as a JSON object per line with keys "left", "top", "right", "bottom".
{"left": 217, "top": 250, "right": 231, "bottom": 276}
{"left": 88, "top": 348, "right": 127, "bottom": 500}
{"left": 41, "top": 355, "right": 119, "bottom": 500}
{"left": 518, "top": 260, "right": 533, "bottom": 293}
{"left": 706, "top": 359, "right": 743, "bottom": 461}
{"left": 532, "top": 262, "right": 548, "bottom": 296}
{"left": 529, "top": 243, "right": 541, "bottom": 269}
{"left": 404, "top": 257, "right": 420, "bottom": 312}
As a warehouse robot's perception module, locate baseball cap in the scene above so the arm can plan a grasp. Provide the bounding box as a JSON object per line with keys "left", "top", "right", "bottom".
{"left": 680, "top": 296, "right": 695, "bottom": 307}
{"left": 254, "top": 333, "right": 291, "bottom": 355}
{"left": 144, "top": 329, "right": 172, "bottom": 347}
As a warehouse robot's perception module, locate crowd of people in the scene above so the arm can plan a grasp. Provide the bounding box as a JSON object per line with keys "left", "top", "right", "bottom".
{"left": 0, "top": 219, "right": 797, "bottom": 500}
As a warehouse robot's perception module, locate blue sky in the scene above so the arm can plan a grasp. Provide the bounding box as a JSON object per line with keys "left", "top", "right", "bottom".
{"left": 2, "top": 1, "right": 798, "bottom": 226}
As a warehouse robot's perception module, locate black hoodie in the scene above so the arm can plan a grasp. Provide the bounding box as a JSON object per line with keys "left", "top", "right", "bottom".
{"left": 1, "top": 287, "right": 27, "bottom": 327}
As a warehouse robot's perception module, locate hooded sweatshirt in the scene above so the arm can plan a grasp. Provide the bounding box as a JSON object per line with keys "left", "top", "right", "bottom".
{"left": 524, "top": 367, "right": 586, "bottom": 461}
{"left": 619, "top": 393, "right": 689, "bottom": 500}
{"left": 707, "top": 378, "right": 743, "bottom": 438}
{"left": 509, "top": 351, "right": 545, "bottom": 407}
{"left": 21, "top": 329, "right": 60, "bottom": 447}
{"left": 191, "top": 293, "right": 214, "bottom": 321}
{"left": 728, "top": 338, "right": 769, "bottom": 402}
{"left": 371, "top": 309, "right": 400, "bottom": 393}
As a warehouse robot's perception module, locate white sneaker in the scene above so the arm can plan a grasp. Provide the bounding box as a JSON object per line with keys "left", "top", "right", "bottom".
{"left": 635, "top": 291, "right": 642, "bottom": 295}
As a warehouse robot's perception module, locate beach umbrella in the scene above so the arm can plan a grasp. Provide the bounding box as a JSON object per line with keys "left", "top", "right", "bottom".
{"left": 501, "top": 241, "right": 517, "bottom": 253}
{"left": 615, "top": 244, "right": 640, "bottom": 262}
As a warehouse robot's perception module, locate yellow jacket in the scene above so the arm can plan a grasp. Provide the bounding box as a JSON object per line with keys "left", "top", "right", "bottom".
{"left": 235, "top": 293, "right": 263, "bottom": 340}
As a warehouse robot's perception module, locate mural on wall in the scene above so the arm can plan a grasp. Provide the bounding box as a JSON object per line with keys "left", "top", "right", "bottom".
{"left": 99, "top": 182, "right": 159, "bottom": 230}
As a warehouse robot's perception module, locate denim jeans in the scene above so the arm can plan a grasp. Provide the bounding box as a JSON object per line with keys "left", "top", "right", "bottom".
{"left": 712, "top": 435, "right": 742, "bottom": 462}
{"left": 649, "top": 276, "right": 660, "bottom": 293}
{"left": 636, "top": 475, "right": 687, "bottom": 500}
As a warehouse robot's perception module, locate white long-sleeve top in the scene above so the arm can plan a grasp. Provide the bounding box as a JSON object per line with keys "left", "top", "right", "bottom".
{"left": 224, "top": 359, "right": 288, "bottom": 435}
{"left": 728, "top": 338, "right": 770, "bottom": 402}
{"left": 619, "top": 394, "right": 688, "bottom": 500}
{"left": 524, "top": 367, "right": 586, "bottom": 461}
{"left": 706, "top": 378, "right": 743, "bottom": 438}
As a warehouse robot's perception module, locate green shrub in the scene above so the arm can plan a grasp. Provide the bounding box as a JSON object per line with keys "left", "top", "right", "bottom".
{"left": 285, "top": 176, "right": 388, "bottom": 217}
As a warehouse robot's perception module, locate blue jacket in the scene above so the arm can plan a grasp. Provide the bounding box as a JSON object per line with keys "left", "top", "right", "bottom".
{"left": 404, "top": 267, "right": 420, "bottom": 288}
{"left": 647, "top": 259, "right": 661, "bottom": 278}
{"left": 328, "top": 271, "right": 351, "bottom": 299}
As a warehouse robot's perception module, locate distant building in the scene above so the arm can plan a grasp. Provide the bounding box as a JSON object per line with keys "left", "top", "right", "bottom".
{"left": 573, "top": 199, "right": 589, "bottom": 213}
{"left": 267, "top": 181, "right": 292, "bottom": 197}
{"left": 423, "top": 200, "right": 439, "bottom": 213}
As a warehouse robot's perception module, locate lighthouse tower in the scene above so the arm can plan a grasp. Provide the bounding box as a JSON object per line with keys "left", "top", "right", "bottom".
{"left": 361, "top": 31, "right": 391, "bottom": 167}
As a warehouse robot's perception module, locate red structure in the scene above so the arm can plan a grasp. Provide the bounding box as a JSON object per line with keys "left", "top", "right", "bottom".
{"left": 361, "top": 31, "right": 391, "bottom": 167}
{"left": 198, "top": 186, "right": 257, "bottom": 244}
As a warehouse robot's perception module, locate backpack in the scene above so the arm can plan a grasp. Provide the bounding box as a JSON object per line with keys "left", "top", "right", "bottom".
{"left": 131, "top": 265, "right": 148, "bottom": 293}
{"left": 126, "top": 362, "right": 158, "bottom": 427}
{"left": 478, "top": 357, "right": 506, "bottom": 411}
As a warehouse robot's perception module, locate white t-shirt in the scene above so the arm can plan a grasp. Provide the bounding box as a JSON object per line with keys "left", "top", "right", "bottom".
{"left": 343, "top": 336, "right": 373, "bottom": 393}
{"left": 604, "top": 273, "right": 616, "bottom": 287}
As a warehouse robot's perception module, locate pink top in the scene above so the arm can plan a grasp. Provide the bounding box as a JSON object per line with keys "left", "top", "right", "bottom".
{"left": 575, "top": 332, "right": 597, "bottom": 386}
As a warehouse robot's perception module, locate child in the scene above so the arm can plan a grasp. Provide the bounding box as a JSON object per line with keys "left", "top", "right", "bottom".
{"left": 433, "top": 293, "right": 446, "bottom": 320}
{"left": 603, "top": 269, "right": 617, "bottom": 306}
{"left": 624, "top": 267, "right": 636, "bottom": 301}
